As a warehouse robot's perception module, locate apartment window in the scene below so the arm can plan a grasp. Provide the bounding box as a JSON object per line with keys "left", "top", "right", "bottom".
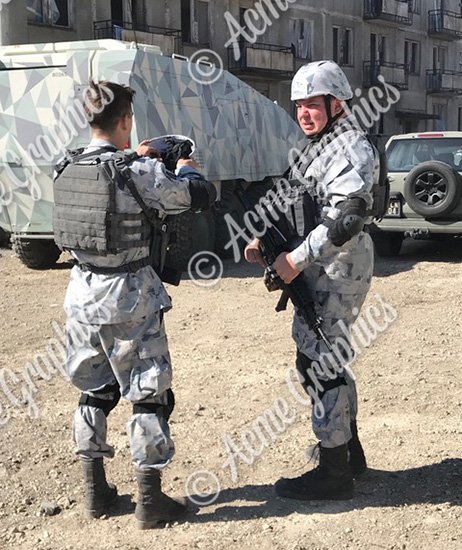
{"left": 433, "top": 45, "right": 447, "bottom": 70}
{"left": 432, "top": 104, "right": 446, "bottom": 131}
{"left": 404, "top": 40, "right": 420, "bottom": 75}
{"left": 370, "top": 33, "right": 386, "bottom": 64}
{"left": 289, "top": 19, "right": 313, "bottom": 61}
{"left": 458, "top": 107, "right": 462, "bottom": 131}
{"left": 131, "top": 0, "right": 146, "bottom": 30}
{"left": 181, "top": 0, "right": 191, "bottom": 42}
{"left": 333, "top": 26, "right": 353, "bottom": 66}
{"left": 196, "top": 1, "right": 210, "bottom": 46}
{"left": 27, "top": 0, "right": 70, "bottom": 27}
{"left": 409, "top": 0, "right": 420, "bottom": 14}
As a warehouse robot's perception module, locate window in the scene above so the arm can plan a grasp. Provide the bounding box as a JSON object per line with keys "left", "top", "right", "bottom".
{"left": 408, "top": 0, "right": 420, "bottom": 14}
{"left": 433, "top": 45, "right": 447, "bottom": 70}
{"left": 196, "top": 1, "right": 209, "bottom": 46}
{"left": 333, "top": 26, "right": 353, "bottom": 66}
{"left": 289, "top": 19, "right": 313, "bottom": 61}
{"left": 181, "top": 0, "right": 191, "bottom": 42}
{"left": 27, "top": 0, "right": 70, "bottom": 27}
{"left": 458, "top": 107, "right": 462, "bottom": 131}
{"left": 370, "top": 33, "right": 386, "bottom": 64}
{"left": 131, "top": 0, "right": 145, "bottom": 30}
{"left": 404, "top": 40, "right": 420, "bottom": 75}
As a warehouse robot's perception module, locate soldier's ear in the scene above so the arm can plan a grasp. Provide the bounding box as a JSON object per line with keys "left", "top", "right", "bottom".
{"left": 332, "top": 98, "right": 343, "bottom": 115}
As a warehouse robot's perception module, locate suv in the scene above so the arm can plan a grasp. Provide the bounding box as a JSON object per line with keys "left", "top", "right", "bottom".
{"left": 371, "top": 131, "right": 462, "bottom": 256}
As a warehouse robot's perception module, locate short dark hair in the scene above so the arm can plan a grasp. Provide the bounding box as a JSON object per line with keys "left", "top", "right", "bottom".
{"left": 83, "top": 80, "right": 135, "bottom": 133}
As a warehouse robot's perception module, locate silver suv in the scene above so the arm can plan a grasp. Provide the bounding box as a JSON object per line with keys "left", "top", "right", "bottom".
{"left": 371, "top": 131, "right": 462, "bottom": 256}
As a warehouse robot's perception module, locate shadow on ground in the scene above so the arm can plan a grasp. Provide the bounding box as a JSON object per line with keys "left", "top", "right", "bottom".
{"left": 187, "top": 458, "right": 462, "bottom": 523}
{"left": 374, "top": 237, "right": 462, "bottom": 278}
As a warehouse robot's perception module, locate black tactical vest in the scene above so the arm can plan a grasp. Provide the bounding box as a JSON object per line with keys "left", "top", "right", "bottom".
{"left": 53, "top": 149, "right": 152, "bottom": 255}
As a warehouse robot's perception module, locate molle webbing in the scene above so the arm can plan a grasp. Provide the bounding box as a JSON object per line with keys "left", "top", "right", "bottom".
{"left": 53, "top": 152, "right": 151, "bottom": 255}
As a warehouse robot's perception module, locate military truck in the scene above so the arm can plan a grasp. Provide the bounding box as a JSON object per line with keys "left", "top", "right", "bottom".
{"left": 0, "top": 39, "right": 303, "bottom": 269}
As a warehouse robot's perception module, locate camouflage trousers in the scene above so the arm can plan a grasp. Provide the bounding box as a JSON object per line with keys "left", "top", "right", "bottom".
{"left": 65, "top": 312, "right": 174, "bottom": 470}
{"left": 293, "top": 290, "right": 369, "bottom": 448}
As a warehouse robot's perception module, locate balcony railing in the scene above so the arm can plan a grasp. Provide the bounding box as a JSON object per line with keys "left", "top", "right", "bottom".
{"left": 227, "top": 42, "right": 294, "bottom": 78}
{"left": 427, "top": 69, "right": 462, "bottom": 94}
{"left": 364, "top": 0, "right": 412, "bottom": 25}
{"left": 363, "top": 61, "right": 409, "bottom": 90}
{"left": 428, "top": 9, "right": 462, "bottom": 40}
{"left": 93, "top": 20, "right": 182, "bottom": 55}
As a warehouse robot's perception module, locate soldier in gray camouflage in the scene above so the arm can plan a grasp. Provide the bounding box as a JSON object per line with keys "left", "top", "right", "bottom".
{"left": 53, "top": 81, "right": 216, "bottom": 527}
{"left": 245, "top": 60, "right": 378, "bottom": 501}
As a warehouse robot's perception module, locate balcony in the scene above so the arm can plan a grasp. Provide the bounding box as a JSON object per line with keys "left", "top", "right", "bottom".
{"left": 93, "top": 20, "right": 182, "bottom": 56}
{"left": 227, "top": 42, "right": 294, "bottom": 79}
{"left": 428, "top": 9, "right": 462, "bottom": 40}
{"left": 363, "top": 61, "right": 409, "bottom": 90}
{"left": 426, "top": 69, "right": 462, "bottom": 95}
{"left": 363, "top": 0, "right": 412, "bottom": 25}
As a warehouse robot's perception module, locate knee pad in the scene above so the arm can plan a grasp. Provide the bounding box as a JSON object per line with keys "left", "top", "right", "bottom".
{"left": 79, "top": 384, "right": 121, "bottom": 417}
{"left": 132, "top": 389, "right": 175, "bottom": 421}
{"left": 296, "top": 352, "right": 347, "bottom": 400}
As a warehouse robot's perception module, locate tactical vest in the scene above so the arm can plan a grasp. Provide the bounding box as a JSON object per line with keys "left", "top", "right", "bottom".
{"left": 286, "top": 129, "right": 389, "bottom": 238}
{"left": 53, "top": 148, "right": 152, "bottom": 255}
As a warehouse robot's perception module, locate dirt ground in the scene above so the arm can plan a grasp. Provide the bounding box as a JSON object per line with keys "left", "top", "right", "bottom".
{"left": 0, "top": 238, "right": 461, "bottom": 550}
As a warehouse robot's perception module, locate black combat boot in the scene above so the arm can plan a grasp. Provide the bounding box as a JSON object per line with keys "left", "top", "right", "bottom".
{"left": 135, "top": 469, "right": 187, "bottom": 529}
{"left": 81, "top": 457, "right": 118, "bottom": 518}
{"left": 274, "top": 444, "right": 354, "bottom": 500}
{"left": 348, "top": 421, "right": 367, "bottom": 477}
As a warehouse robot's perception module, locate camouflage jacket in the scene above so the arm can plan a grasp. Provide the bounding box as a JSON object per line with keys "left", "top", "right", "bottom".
{"left": 288, "top": 114, "right": 378, "bottom": 295}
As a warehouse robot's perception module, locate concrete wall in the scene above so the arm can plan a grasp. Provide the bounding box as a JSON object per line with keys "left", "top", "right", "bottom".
{"left": 2, "top": 0, "right": 462, "bottom": 133}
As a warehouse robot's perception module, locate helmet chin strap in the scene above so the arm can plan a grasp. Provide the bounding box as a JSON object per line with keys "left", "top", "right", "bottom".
{"left": 309, "top": 95, "right": 345, "bottom": 141}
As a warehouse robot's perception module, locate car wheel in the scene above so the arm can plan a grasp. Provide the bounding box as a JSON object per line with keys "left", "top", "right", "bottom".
{"left": 372, "top": 232, "right": 404, "bottom": 257}
{"left": 404, "top": 161, "right": 462, "bottom": 218}
{"left": 12, "top": 238, "right": 61, "bottom": 269}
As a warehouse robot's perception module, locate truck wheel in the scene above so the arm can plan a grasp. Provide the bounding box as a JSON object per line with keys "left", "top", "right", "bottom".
{"left": 166, "top": 210, "right": 216, "bottom": 271}
{"left": 372, "top": 232, "right": 404, "bottom": 257}
{"left": 12, "top": 238, "right": 61, "bottom": 269}
{"left": 404, "top": 161, "right": 462, "bottom": 218}
{"left": 0, "top": 228, "right": 11, "bottom": 248}
{"left": 214, "top": 181, "right": 245, "bottom": 259}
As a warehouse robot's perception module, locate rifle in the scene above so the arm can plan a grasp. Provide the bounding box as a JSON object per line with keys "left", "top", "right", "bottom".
{"left": 235, "top": 182, "right": 333, "bottom": 352}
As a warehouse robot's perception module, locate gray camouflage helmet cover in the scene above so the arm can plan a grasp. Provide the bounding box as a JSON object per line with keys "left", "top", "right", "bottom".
{"left": 291, "top": 60, "right": 353, "bottom": 101}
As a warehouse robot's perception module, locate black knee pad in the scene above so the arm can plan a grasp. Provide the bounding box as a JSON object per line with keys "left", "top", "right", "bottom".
{"left": 296, "top": 351, "right": 347, "bottom": 400}
{"left": 79, "top": 384, "right": 121, "bottom": 417}
{"left": 132, "top": 389, "right": 175, "bottom": 421}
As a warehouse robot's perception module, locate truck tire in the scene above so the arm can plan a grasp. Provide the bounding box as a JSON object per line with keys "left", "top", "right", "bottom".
{"left": 166, "top": 210, "right": 216, "bottom": 271}
{"left": 0, "top": 228, "right": 10, "bottom": 248}
{"left": 372, "top": 232, "right": 404, "bottom": 257}
{"left": 12, "top": 238, "right": 61, "bottom": 269}
{"left": 404, "top": 161, "right": 462, "bottom": 218}
{"left": 214, "top": 181, "right": 245, "bottom": 259}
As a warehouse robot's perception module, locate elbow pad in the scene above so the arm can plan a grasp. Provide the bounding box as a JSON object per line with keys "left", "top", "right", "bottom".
{"left": 189, "top": 179, "right": 217, "bottom": 211}
{"left": 322, "top": 198, "right": 367, "bottom": 247}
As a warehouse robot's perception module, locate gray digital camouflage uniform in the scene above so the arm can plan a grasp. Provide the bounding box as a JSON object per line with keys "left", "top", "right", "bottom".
{"left": 288, "top": 114, "right": 378, "bottom": 448}
{"left": 62, "top": 138, "right": 195, "bottom": 470}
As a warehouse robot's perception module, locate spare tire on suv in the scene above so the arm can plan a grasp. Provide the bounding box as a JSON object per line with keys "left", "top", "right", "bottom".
{"left": 404, "top": 161, "right": 462, "bottom": 218}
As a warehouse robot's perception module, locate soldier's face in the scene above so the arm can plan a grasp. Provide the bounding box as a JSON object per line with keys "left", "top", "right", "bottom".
{"left": 295, "top": 96, "right": 328, "bottom": 135}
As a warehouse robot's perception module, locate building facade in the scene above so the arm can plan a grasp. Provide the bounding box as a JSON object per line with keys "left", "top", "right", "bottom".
{"left": 2, "top": 0, "right": 462, "bottom": 138}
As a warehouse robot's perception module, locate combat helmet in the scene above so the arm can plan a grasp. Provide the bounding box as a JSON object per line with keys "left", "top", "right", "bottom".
{"left": 291, "top": 60, "right": 353, "bottom": 138}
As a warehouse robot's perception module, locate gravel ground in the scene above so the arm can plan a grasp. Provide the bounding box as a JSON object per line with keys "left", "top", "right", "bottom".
{"left": 0, "top": 237, "right": 461, "bottom": 550}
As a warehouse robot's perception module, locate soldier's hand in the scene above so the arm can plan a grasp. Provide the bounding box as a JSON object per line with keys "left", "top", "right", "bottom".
{"left": 135, "top": 139, "right": 161, "bottom": 159}
{"left": 244, "top": 238, "right": 265, "bottom": 267}
{"left": 273, "top": 252, "right": 300, "bottom": 283}
{"left": 176, "top": 158, "right": 200, "bottom": 170}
